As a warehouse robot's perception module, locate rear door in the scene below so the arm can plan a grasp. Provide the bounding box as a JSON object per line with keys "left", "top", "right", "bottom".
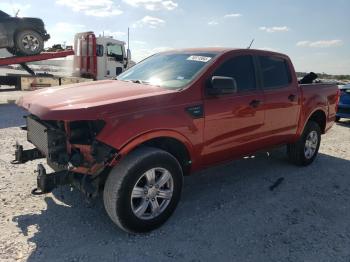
{"left": 257, "top": 55, "right": 300, "bottom": 142}
{"left": 202, "top": 54, "right": 265, "bottom": 166}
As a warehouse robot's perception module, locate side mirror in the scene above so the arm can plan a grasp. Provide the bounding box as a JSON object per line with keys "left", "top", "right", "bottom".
{"left": 124, "top": 49, "right": 131, "bottom": 68}
{"left": 208, "top": 76, "right": 238, "bottom": 96}
{"left": 127, "top": 49, "right": 131, "bottom": 62}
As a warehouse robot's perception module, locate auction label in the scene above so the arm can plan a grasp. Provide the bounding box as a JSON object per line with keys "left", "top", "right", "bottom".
{"left": 187, "top": 56, "right": 212, "bottom": 62}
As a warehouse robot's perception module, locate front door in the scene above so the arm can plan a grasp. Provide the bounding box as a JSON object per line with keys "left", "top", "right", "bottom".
{"left": 106, "top": 43, "right": 124, "bottom": 79}
{"left": 202, "top": 54, "right": 265, "bottom": 166}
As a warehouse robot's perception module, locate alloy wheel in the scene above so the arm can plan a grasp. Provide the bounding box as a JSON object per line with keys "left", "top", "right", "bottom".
{"left": 130, "top": 167, "right": 174, "bottom": 220}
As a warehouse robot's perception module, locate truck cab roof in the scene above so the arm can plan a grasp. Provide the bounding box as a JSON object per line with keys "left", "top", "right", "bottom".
{"left": 159, "top": 47, "right": 288, "bottom": 58}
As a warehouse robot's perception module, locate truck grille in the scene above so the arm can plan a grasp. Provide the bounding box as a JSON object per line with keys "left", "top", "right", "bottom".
{"left": 27, "top": 116, "right": 50, "bottom": 155}
{"left": 26, "top": 116, "right": 66, "bottom": 158}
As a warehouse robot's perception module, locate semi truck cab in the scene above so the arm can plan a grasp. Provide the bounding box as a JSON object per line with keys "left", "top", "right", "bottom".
{"left": 73, "top": 32, "right": 132, "bottom": 80}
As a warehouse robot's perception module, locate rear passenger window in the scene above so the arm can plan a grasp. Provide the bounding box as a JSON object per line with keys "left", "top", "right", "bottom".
{"left": 214, "top": 55, "right": 256, "bottom": 91}
{"left": 259, "top": 56, "right": 291, "bottom": 89}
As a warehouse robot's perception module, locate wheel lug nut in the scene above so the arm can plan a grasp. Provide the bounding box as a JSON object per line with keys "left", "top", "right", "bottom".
{"left": 144, "top": 191, "right": 148, "bottom": 195}
{"left": 152, "top": 198, "right": 155, "bottom": 201}
{"left": 155, "top": 185, "right": 159, "bottom": 189}
{"left": 146, "top": 198, "right": 149, "bottom": 201}
{"left": 149, "top": 184, "right": 153, "bottom": 188}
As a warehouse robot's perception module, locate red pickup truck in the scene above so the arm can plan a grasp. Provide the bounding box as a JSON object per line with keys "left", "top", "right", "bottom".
{"left": 16, "top": 48, "right": 339, "bottom": 233}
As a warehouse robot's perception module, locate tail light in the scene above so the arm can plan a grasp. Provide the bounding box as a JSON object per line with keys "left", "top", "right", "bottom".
{"left": 335, "top": 89, "right": 340, "bottom": 112}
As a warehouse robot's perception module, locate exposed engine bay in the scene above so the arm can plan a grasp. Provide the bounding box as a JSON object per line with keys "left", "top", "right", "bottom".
{"left": 14, "top": 115, "right": 117, "bottom": 196}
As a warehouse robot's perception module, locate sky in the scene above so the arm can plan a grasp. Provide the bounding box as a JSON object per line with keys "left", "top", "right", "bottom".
{"left": 0, "top": 0, "right": 349, "bottom": 74}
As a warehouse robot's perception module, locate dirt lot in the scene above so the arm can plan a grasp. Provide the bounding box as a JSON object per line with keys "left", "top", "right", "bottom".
{"left": 0, "top": 91, "right": 23, "bottom": 105}
{"left": 0, "top": 103, "right": 350, "bottom": 262}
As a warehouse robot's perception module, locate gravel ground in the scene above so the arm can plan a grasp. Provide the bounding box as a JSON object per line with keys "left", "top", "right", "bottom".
{"left": 0, "top": 104, "right": 350, "bottom": 262}
{"left": 0, "top": 91, "right": 23, "bottom": 105}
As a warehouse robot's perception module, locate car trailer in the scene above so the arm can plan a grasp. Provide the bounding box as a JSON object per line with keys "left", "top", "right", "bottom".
{"left": 0, "top": 50, "right": 91, "bottom": 91}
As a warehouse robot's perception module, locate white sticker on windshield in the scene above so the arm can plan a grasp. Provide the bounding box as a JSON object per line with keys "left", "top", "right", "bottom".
{"left": 187, "top": 55, "right": 212, "bottom": 63}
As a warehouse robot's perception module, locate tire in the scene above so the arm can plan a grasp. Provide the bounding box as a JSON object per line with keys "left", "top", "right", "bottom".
{"left": 15, "top": 30, "right": 44, "bottom": 56}
{"left": 335, "top": 116, "right": 341, "bottom": 122}
{"left": 103, "top": 147, "right": 183, "bottom": 233}
{"left": 287, "top": 121, "right": 321, "bottom": 166}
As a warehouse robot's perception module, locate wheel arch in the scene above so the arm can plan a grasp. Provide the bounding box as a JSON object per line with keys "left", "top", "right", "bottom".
{"left": 304, "top": 109, "right": 327, "bottom": 134}
{"left": 14, "top": 27, "right": 43, "bottom": 37}
{"left": 117, "top": 131, "right": 194, "bottom": 176}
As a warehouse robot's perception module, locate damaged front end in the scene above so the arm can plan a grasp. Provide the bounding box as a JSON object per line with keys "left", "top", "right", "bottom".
{"left": 14, "top": 115, "right": 118, "bottom": 198}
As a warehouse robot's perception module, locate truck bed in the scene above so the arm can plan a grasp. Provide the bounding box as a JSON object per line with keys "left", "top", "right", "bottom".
{"left": 299, "top": 82, "right": 339, "bottom": 133}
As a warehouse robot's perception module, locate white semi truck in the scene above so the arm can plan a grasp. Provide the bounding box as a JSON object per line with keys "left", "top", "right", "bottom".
{"left": 73, "top": 31, "right": 134, "bottom": 80}
{"left": 0, "top": 31, "right": 134, "bottom": 91}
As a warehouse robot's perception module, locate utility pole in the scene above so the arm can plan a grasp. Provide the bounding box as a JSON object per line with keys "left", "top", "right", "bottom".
{"left": 128, "top": 27, "right": 130, "bottom": 50}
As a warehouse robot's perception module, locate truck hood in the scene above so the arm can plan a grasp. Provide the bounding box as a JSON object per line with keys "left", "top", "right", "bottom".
{"left": 18, "top": 80, "right": 177, "bottom": 120}
{"left": 20, "top": 17, "right": 45, "bottom": 26}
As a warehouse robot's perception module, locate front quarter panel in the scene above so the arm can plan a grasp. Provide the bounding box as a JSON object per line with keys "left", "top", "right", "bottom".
{"left": 96, "top": 89, "right": 205, "bottom": 170}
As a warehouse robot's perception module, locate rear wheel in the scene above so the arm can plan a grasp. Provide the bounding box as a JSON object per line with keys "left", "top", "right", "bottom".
{"left": 103, "top": 147, "right": 183, "bottom": 233}
{"left": 287, "top": 121, "right": 321, "bottom": 166}
{"left": 15, "top": 30, "right": 44, "bottom": 55}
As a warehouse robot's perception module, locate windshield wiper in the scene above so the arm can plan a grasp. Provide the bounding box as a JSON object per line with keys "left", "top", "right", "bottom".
{"left": 131, "top": 80, "right": 151, "bottom": 85}
{"left": 118, "top": 79, "right": 161, "bottom": 87}
{"left": 118, "top": 79, "right": 150, "bottom": 84}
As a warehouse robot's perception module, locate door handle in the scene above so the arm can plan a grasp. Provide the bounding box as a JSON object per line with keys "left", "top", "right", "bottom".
{"left": 288, "top": 94, "right": 296, "bottom": 102}
{"left": 249, "top": 99, "right": 261, "bottom": 108}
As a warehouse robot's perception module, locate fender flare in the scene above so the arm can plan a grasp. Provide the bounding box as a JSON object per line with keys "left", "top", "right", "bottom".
{"left": 117, "top": 129, "right": 195, "bottom": 161}
{"left": 298, "top": 107, "right": 327, "bottom": 135}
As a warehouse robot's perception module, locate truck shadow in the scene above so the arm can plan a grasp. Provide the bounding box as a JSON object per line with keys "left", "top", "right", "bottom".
{"left": 13, "top": 150, "right": 350, "bottom": 262}
{"left": 0, "top": 104, "right": 26, "bottom": 129}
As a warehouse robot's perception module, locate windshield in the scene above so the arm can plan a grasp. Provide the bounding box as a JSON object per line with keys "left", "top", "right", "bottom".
{"left": 117, "top": 52, "right": 218, "bottom": 89}
{"left": 0, "top": 10, "right": 10, "bottom": 18}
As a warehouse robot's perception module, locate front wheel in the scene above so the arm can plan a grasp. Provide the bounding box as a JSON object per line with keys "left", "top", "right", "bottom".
{"left": 287, "top": 121, "right": 321, "bottom": 166}
{"left": 15, "top": 30, "right": 44, "bottom": 56}
{"left": 103, "top": 147, "right": 183, "bottom": 233}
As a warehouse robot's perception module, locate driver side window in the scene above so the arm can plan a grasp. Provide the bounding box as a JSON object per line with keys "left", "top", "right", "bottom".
{"left": 214, "top": 55, "right": 256, "bottom": 92}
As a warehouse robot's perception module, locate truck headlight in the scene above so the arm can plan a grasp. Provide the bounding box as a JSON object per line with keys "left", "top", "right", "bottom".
{"left": 69, "top": 120, "right": 105, "bottom": 145}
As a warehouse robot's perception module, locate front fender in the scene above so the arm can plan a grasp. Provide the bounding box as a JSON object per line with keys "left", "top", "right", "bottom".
{"left": 96, "top": 105, "right": 204, "bottom": 169}
{"left": 118, "top": 129, "right": 194, "bottom": 158}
